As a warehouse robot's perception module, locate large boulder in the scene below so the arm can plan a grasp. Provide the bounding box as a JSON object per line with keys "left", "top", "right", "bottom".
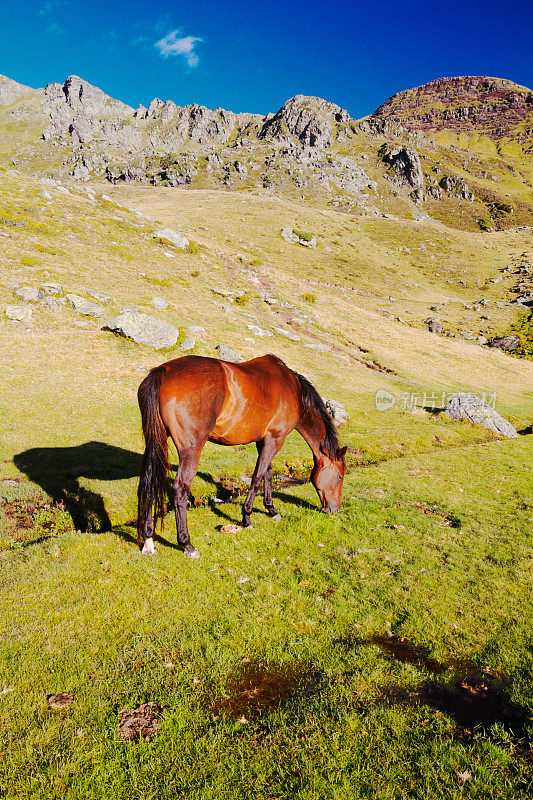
{"left": 104, "top": 312, "right": 179, "bottom": 349}
{"left": 154, "top": 229, "right": 189, "bottom": 250}
{"left": 443, "top": 393, "right": 518, "bottom": 438}
{"left": 215, "top": 345, "right": 243, "bottom": 363}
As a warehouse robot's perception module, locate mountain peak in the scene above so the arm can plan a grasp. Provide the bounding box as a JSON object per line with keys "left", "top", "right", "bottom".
{"left": 372, "top": 75, "right": 533, "bottom": 141}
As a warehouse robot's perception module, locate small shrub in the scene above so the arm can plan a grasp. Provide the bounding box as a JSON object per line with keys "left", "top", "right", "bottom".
{"left": 188, "top": 241, "right": 201, "bottom": 254}
{"left": 477, "top": 218, "right": 491, "bottom": 231}
{"left": 293, "top": 228, "right": 314, "bottom": 242}
{"left": 145, "top": 273, "right": 172, "bottom": 287}
{"left": 234, "top": 294, "right": 248, "bottom": 306}
{"left": 20, "top": 255, "right": 39, "bottom": 267}
{"left": 190, "top": 270, "right": 201, "bottom": 278}
{"left": 302, "top": 293, "right": 316, "bottom": 303}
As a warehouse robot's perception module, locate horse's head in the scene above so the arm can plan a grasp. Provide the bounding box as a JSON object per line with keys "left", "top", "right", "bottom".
{"left": 311, "top": 445, "right": 347, "bottom": 514}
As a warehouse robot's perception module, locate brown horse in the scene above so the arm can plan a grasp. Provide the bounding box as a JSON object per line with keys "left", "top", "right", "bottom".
{"left": 137, "top": 354, "right": 347, "bottom": 557}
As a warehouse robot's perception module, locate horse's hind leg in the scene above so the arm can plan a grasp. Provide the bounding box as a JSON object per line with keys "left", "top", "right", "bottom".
{"left": 242, "top": 436, "right": 283, "bottom": 528}
{"left": 140, "top": 504, "right": 157, "bottom": 555}
{"left": 172, "top": 445, "right": 203, "bottom": 558}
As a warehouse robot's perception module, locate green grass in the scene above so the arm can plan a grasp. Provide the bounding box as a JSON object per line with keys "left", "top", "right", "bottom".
{"left": 0, "top": 438, "right": 532, "bottom": 798}
{"left": 0, "top": 165, "right": 532, "bottom": 799}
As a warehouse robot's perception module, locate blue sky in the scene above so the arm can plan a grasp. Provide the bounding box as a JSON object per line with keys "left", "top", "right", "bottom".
{"left": 1, "top": 0, "right": 532, "bottom": 118}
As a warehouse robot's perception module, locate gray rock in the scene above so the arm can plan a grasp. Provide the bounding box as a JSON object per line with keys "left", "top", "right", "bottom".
{"left": 40, "top": 282, "right": 62, "bottom": 295}
{"left": 15, "top": 286, "right": 43, "bottom": 302}
{"left": 155, "top": 229, "right": 189, "bottom": 250}
{"left": 379, "top": 143, "right": 424, "bottom": 195}
{"left": 39, "top": 297, "right": 61, "bottom": 311}
{"left": 424, "top": 316, "right": 442, "bottom": 333}
{"left": 303, "top": 341, "right": 331, "bottom": 352}
{"left": 88, "top": 290, "right": 111, "bottom": 303}
{"left": 273, "top": 326, "right": 301, "bottom": 342}
{"left": 246, "top": 323, "right": 274, "bottom": 338}
{"left": 443, "top": 393, "right": 518, "bottom": 438}
{"left": 151, "top": 297, "right": 169, "bottom": 311}
{"left": 5, "top": 305, "right": 32, "bottom": 321}
{"left": 179, "top": 337, "right": 196, "bottom": 351}
{"left": 324, "top": 398, "right": 349, "bottom": 427}
{"left": 64, "top": 294, "right": 105, "bottom": 317}
{"left": 490, "top": 334, "right": 520, "bottom": 351}
{"left": 187, "top": 325, "right": 207, "bottom": 337}
{"left": 104, "top": 312, "right": 179, "bottom": 349}
{"left": 215, "top": 345, "right": 244, "bottom": 363}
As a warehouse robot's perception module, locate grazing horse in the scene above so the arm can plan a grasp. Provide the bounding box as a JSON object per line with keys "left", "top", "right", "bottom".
{"left": 137, "top": 354, "right": 347, "bottom": 557}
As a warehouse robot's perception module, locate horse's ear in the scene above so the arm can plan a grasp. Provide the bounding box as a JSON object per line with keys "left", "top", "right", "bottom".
{"left": 338, "top": 446, "right": 348, "bottom": 458}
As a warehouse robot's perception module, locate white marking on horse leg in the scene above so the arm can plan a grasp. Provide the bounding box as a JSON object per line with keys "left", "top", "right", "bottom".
{"left": 141, "top": 538, "right": 157, "bottom": 555}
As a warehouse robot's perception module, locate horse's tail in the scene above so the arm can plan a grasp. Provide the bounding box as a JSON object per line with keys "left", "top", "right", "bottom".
{"left": 137, "top": 366, "right": 170, "bottom": 545}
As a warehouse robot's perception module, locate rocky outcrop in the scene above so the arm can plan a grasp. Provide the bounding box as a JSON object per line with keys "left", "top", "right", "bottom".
{"left": 42, "top": 75, "right": 134, "bottom": 141}
{"left": 379, "top": 143, "right": 424, "bottom": 201}
{"left": 372, "top": 76, "right": 533, "bottom": 143}
{"left": 260, "top": 95, "right": 352, "bottom": 149}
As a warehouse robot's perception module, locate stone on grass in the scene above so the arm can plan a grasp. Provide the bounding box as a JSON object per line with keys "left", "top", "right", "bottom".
{"left": 88, "top": 290, "right": 111, "bottom": 303}
{"left": 247, "top": 323, "right": 274, "bottom": 338}
{"left": 179, "top": 337, "right": 196, "bottom": 351}
{"left": 65, "top": 294, "right": 105, "bottom": 318}
{"left": 14, "top": 286, "right": 43, "bottom": 302}
{"left": 155, "top": 229, "right": 189, "bottom": 250}
{"left": 40, "top": 282, "right": 62, "bottom": 295}
{"left": 104, "top": 311, "right": 179, "bottom": 349}
{"left": 324, "top": 399, "right": 349, "bottom": 427}
{"left": 215, "top": 344, "right": 244, "bottom": 363}
{"left": 187, "top": 325, "right": 206, "bottom": 337}
{"left": 6, "top": 305, "right": 32, "bottom": 321}
{"left": 303, "top": 341, "right": 331, "bottom": 352}
{"left": 274, "top": 326, "right": 301, "bottom": 342}
{"left": 424, "top": 317, "right": 442, "bottom": 333}
{"left": 490, "top": 334, "right": 520, "bottom": 352}
{"left": 151, "top": 297, "right": 169, "bottom": 311}
{"left": 443, "top": 393, "right": 518, "bottom": 438}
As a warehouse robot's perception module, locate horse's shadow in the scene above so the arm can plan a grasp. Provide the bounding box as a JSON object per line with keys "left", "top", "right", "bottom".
{"left": 13, "top": 441, "right": 143, "bottom": 532}
{"left": 13, "top": 442, "right": 316, "bottom": 536}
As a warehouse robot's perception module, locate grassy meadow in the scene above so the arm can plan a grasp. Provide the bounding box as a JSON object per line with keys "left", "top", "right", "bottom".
{"left": 1, "top": 166, "right": 532, "bottom": 798}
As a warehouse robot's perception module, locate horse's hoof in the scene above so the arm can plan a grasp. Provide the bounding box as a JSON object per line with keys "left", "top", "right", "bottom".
{"left": 271, "top": 513, "right": 282, "bottom": 521}
{"left": 184, "top": 546, "right": 201, "bottom": 559}
{"left": 141, "top": 539, "right": 156, "bottom": 555}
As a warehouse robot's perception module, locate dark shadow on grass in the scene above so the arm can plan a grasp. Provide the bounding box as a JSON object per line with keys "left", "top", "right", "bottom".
{"left": 335, "top": 634, "right": 532, "bottom": 746}
{"left": 14, "top": 441, "right": 144, "bottom": 532}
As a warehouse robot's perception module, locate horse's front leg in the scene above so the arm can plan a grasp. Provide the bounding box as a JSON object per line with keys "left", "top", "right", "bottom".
{"left": 172, "top": 446, "right": 202, "bottom": 558}
{"left": 242, "top": 436, "right": 284, "bottom": 528}
{"left": 263, "top": 462, "right": 281, "bottom": 520}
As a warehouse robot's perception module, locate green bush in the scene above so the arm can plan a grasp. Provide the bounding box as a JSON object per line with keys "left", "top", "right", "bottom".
{"left": 293, "top": 228, "right": 314, "bottom": 242}
{"left": 302, "top": 292, "right": 316, "bottom": 303}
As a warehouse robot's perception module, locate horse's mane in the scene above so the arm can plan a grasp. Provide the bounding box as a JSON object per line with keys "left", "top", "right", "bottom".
{"left": 296, "top": 373, "right": 339, "bottom": 459}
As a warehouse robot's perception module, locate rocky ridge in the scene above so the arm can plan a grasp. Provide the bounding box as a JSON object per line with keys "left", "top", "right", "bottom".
{"left": 2, "top": 72, "right": 533, "bottom": 231}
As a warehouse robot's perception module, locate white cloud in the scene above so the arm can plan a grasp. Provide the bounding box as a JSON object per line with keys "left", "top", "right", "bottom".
{"left": 154, "top": 30, "right": 202, "bottom": 68}
{"left": 38, "top": 0, "right": 65, "bottom": 16}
